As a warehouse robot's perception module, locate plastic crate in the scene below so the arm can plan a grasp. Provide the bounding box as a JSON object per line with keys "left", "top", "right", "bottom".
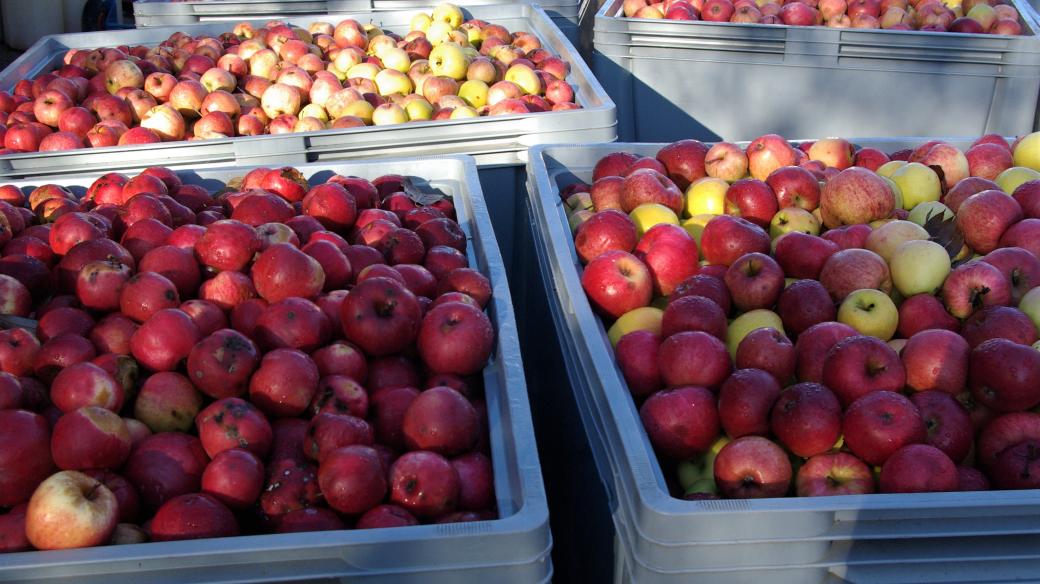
{"left": 525, "top": 140, "right": 1040, "bottom": 581}
{"left": 0, "top": 154, "right": 552, "bottom": 584}
{"left": 131, "top": 0, "right": 596, "bottom": 51}
{"left": 0, "top": 4, "right": 617, "bottom": 276}
{"left": 592, "top": 0, "right": 1040, "bottom": 143}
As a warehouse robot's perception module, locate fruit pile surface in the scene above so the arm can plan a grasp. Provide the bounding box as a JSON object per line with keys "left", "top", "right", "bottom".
{"left": 0, "top": 164, "right": 499, "bottom": 551}
{"left": 621, "top": 0, "right": 1026, "bottom": 33}
{"left": 565, "top": 132, "right": 1040, "bottom": 498}
{"left": 0, "top": 2, "right": 580, "bottom": 153}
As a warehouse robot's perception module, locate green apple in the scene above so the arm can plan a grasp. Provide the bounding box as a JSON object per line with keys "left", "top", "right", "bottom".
{"left": 607, "top": 306, "right": 663, "bottom": 346}
{"left": 410, "top": 12, "right": 433, "bottom": 32}
{"left": 876, "top": 160, "right": 907, "bottom": 178}
{"left": 864, "top": 219, "right": 929, "bottom": 264}
{"left": 996, "top": 166, "right": 1040, "bottom": 194}
{"left": 504, "top": 64, "right": 542, "bottom": 95}
{"left": 432, "top": 2, "right": 465, "bottom": 27}
{"left": 726, "top": 310, "right": 784, "bottom": 357}
{"left": 681, "top": 214, "right": 712, "bottom": 257}
{"left": 837, "top": 288, "right": 899, "bottom": 340}
{"left": 1019, "top": 286, "right": 1040, "bottom": 332}
{"left": 966, "top": 4, "right": 997, "bottom": 29}
{"left": 889, "top": 162, "right": 941, "bottom": 210}
{"left": 566, "top": 192, "right": 594, "bottom": 214}
{"left": 683, "top": 177, "right": 728, "bottom": 217}
{"left": 457, "top": 79, "right": 489, "bottom": 108}
{"left": 769, "top": 206, "right": 820, "bottom": 239}
{"left": 374, "top": 69, "right": 413, "bottom": 96}
{"left": 371, "top": 103, "right": 408, "bottom": 126}
{"left": 429, "top": 42, "right": 469, "bottom": 80}
{"left": 1014, "top": 131, "right": 1040, "bottom": 171}
{"left": 298, "top": 103, "right": 328, "bottom": 122}
{"left": 449, "top": 106, "right": 479, "bottom": 119}
{"left": 890, "top": 240, "right": 951, "bottom": 297}
{"left": 908, "top": 201, "right": 954, "bottom": 226}
{"left": 630, "top": 203, "right": 679, "bottom": 236}
{"left": 346, "top": 62, "right": 380, "bottom": 80}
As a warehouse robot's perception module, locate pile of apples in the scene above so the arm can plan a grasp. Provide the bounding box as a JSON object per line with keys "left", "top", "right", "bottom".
{"left": 622, "top": 0, "right": 1026, "bottom": 34}
{"left": 564, "top": 130, "right": 1040, "bottom": 498}
{"left": 0, "top": 2, "right": 581, "bottom": 153}
{"left": 0, "top": 164, "right": 499, "bottom": 552}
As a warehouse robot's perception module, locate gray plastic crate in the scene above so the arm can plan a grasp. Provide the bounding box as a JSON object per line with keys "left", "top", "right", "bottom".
{"left": 526, "top": 140, "right": 1040, "bottom": 580}
{"left": 131, "top": 0, "right": 592, "bottom": 51}
{"left": 0, "top": 4, "right": 617, "bottom": 275}
{"left": 592, "top": 0, "right": 1040, "bottom": 143}
{"left": 0, "top": 154, "right": 551, "bottom": 584}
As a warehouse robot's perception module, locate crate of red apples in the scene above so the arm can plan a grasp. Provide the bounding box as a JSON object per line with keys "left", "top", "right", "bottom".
{"left": 592, "top": 0, "right": 1040, "bottom": 143}
{"left": 0, "top": 155, "right": 551, "bottom": 583}
{"left": 527, "top": 133, "right": 1040, "bottom": 581}
{"left": 0, "top": 3, "right": 615, "bottom": 179}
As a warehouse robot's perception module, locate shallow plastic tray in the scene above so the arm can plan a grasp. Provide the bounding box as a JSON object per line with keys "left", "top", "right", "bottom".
{"left": 0, "top": 4, "right": 615, "bottom": 180}
{"left": 592, "top": 0, "right": 1040, "bottom": 142}
{"left": 526, "top": 140, "right": 1040, "bottom": 577}
{"left": 0, "top": 154, "right": 552, "bottom": 584}
{"left": 131, "top": 0, "right": 592, "bottom": 49}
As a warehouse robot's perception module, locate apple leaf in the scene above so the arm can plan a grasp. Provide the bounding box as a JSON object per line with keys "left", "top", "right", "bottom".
{"left": 401, "top": 176, "right": 448, "bottom": 206}
{"left": 928, "top": 165, "right": 949, "bottom": 197}
{"left": 923, "top": 211, "right": 964, "bottom": 260}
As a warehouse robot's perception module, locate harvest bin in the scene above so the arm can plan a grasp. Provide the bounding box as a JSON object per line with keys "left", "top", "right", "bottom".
{"left": 130, "top": 0, "right": 596, "bottom": 52}
{"left": 0, "top": 154, "right": 553, "bottom": 584}
{"left": 526, "top": 140, "right": 1040, "bottom": 583}
{"left": 0, "top": 4, "right": 618, "bottom": 277}
{"left": 592, "top": 0, "right": 1040, "bottom": 143}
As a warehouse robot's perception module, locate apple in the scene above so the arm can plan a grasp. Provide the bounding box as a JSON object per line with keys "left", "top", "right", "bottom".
{"left": 889, "top": 162, "right": 941, "bottom": 210}
{"left": 890, "top": 239, "right": 951, "bottom": 297}
{"left": 808, "top": 137, "right": 853, "bottom": 169}
{"left": 574, "top": 210, "right": 638, "bottom": 263}
{"left": 902, "top": 329, "right": 970, "bottom": 395}
{"left": 615, "top": 330, "right": 664, "bottom": 398}
{"left": 961, "top": 305, "right": 1038, "bottom": 349}
{"left": 621, "top": 169, "right": 683, "bottom": 214}
{"left": 837, "top": 288, "right": 899, "bottom": 340}
{"left": 843, "top": 391, "right": 926, "bottom": 466}
{"left": 822, "top": 334, "right": 906, "bottom": 406}
{"left": 658, "top": 331, "right": 732, "bottom": 389}
{"left": 818, "top": 248, "right": 891, "bottom": 303}
{"left": 700, "top": 215, "right": 770, "bottom": 266}
{"left": 773, "top": 232, "right": 838, "bottom": 280}
{"left": 656, "top": 139, "right": 709, "bottom": 190}
{"left": 747, "top": 134, "right": 797, "bottom": 181}
{"left": 704, "top": 142, "right": 749, "bottom": 182}
{"left": 941, "top": 260, "right": 1012, "bottom": 319}
{"left": 771, "top": 382, "right": 842, "bottom": 457}
{"left": 734, "top": 327, "right": 795, "bottom": 384}
{"left": 956, "top": 190, "right": 1023, "bottom": 254}
{"left": 713, "top": 436, "right": 792, "bottom": 499}
{"left": 970, "top": 338, "right": 1040, "bottom": 412}
{"left": 149, "top": 493, "right": 239, "bottom": 541}
{"left": 967, "top": 143, "right": 1014, "bottom": 181}
{"left": 717, "top": 368, "right": 782, "bottom": 438}
{"left": 999, "top": 218, "right": 1040, "bottom": 259}
{"left": 640, "top": 385, "right": 720, "bottom": 459}
{"left": 796, "top": 452, "right": 875, "bottom": 496}
{"left": 662, "top": 295, "right": 726, "bottom": 340}
{"left": 389, "top": 450, "right": 459, "bottom": 518}
{"left": 25, "top": 470, "right": 119, "bottom": 549}
{"left": 820, "top": 223, "right": 872, "bottom": 250}
{"left": 819, "top": 167, "right": 895, "bottom": 228}
{"left": 879, "top": 444, "right": 958, "bottom": 493}
{"left": 769, "top": 207, "right": 820, "bottom": 239}
{"left": 724, "top": 252, "right": 784, "bottom": 311}
{"left": 911, "top": 391, "right": 973, "bottom": 463}
{"left": 51, "top": 406, "right": 132, "bottom": 471}
{"left": 766, "top": 166, "right": 821, "bottom": 211}
{"left": 726, "top": 309, "right": 783, "bottom": 357}
{"left": 776, "top": 279, "right": 835, "bottom": 335}
{"left": 580, "top": 250, "right": 653, "bottom": 319}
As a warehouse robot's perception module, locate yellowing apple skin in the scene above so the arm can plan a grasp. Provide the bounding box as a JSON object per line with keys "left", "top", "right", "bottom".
{"left": 1014, "top": 132, "right": 1040, "bottom": 171}
{"left": 890, "top": 240, "right": 951, "bottom": 297}
{"left": 837, "top": 288, "right": 899, "bottom": 340}
{"left": 726, "top": 309, "right": 784, "bottom": 357}
{"left": 608, "top": 306, "right": 664, "bottom": 346}
{"left": 684, "top": 177, "right": 728, "bottom": 217}
{"left": 890, "top": 162, "right": 941, "bottom": 210}
{"left": 630, "top": 203, "right": 679, "bottom": 236}
{"left": 429, "top": 42, "right": 469, "bottom": 80}
{"left": 769, "top": 207, "right": 820, "bottom": 239}
{"left": 996, "top": 166, "right": 1040, "bottom": 194}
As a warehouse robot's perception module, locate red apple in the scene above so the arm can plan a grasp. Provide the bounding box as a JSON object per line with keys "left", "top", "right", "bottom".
{"left": 713, "top": 436, "right": 792, "bottom": 498}
{"left": 640, "top": 385, "right": 720, "bottom": 459}
{"left": 25, "top": 470, "right": 119, "bottom": 549}
{"left": 796, "top": 452, "right": 875, "bottom": 496}
{"left": 843, "top": 391, "right": 926, "bottom": 466}
{"left": 580, "top": 250, "right": 653, "bottom": 319}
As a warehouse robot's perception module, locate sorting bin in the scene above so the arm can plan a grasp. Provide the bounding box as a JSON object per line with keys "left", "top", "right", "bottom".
{"left": 0, "top": 154, "right": 553, "bottom": 584}
{"left": 592, "top": 0, "right": 1040, "bottom": 143}
{"left": 526, "top": 139, "right": 1040, "bottom": 583}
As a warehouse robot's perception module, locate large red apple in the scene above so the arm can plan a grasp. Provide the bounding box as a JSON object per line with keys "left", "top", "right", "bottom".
{"left": 640, "top": 385, "right": 720, "bottom": 459}
{"left": 843, "top": 391, "right": 926, "bottom": 466}
{"left": 580, "top": 250, "right": 653, "bottom": 319}
{"left": 634, "top": 223, "right": 699, "bottom": 296}
{"left": 822, "top": 335, "right": 906, "bottom": 407}
{"left": 819, "top": 167, "right": 895, "bottom": 228}
{"left": 713, "top": 436, "right": 792, "bottom": 498}
{"left": 699, "top": 215, "right": 770, "bottom": 266}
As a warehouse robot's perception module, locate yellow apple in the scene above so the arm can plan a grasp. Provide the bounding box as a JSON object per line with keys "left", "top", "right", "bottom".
{"left": 298, "top": 103, "right": 328, "bottom": 122}
{"left": 450, "top": 106, "right": 479, "bottom": 119}
{"left": 608, "top": 306, "right": 664, "bottom": 346}
{"left": 726, "top": 309, "right": 784, "bottom": 357}
{"left": 404, "top": 97, "right": 434, "bottom": 120}
{"left": 890, "top": 240, "right": 951, "bottom": 297}
{"left": 876, "top": 160, "right": 907, "bottom": 177}
{"left": 864, "top": 220, "right": 929, "bottom": 264}
{"left": 630, "top": 203, "right": 679, "bottom": 236}
{"left": 371, "top": 103, "right": 408, "bottom": 126}
{"left": 410, "top": 12, "right": 433, "bottom": 32}
{"left": 341, "top": 100, "right": 374, "bottom": 124}
{"left": 380, "top": 47, "right": 412, "bottom": 72}
{"left": 346, "top": 62, "right": 380, "bottom": 80}
{"left": 1014, "top": 132, "right": 1040, "bottom": 171}
{"left": 504, "top": 64, "right": 542, "bottom": 95}
{"left": 425, "top": 21, "right": 454, "bottom": 46}
{"left": 881, "top": 176, "right": 904, "bottom": 211}
{"left": 374, "top": 69, "right": 413, "bottom": 96}
{"left": 769, "top": 207, "right": 820, "bottom": 239}
{"left": 457, "top": 79, "right": 489, "bottom": 108}
{"left": 683, "top": 177, "right": 728, "bottom": 217}
{"left": 889, "top": 162, "right": 941, "bottom": 210}
{"left": 837, "top": 288, "right": 899, "bottom": 340}
{"left": 681, "top": 214, "right": 712, "bottom": 257}
{"left": 429, "top": 42, "right": 469, "bottom": 80}
{"left": 432, "top": 3, "right": 465, "bottom": 27}
{"left": 996, "top": 166, "right": 1040, "bottom": 194}
{"left": 1019, "top": 286, "right": 1040, "bottom": 332}
{"left": 907, "top": 201, "right": 954, "bottom": 226}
